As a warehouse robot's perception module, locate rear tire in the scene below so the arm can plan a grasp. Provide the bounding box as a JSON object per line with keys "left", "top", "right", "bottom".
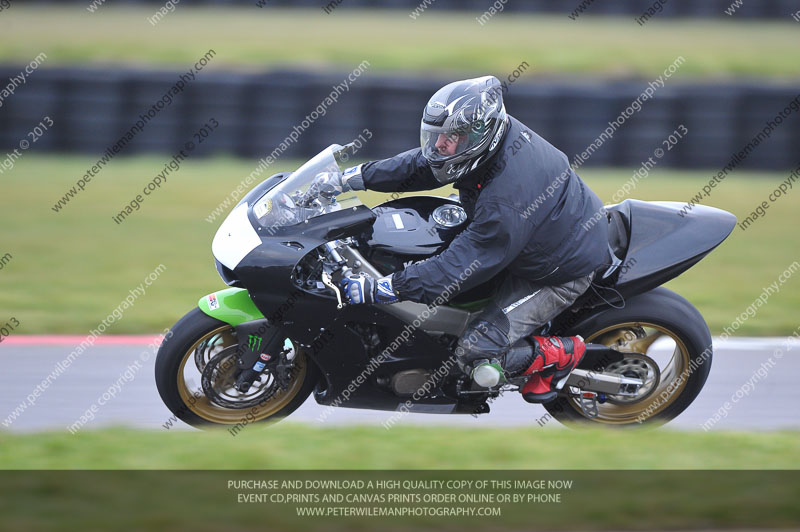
{"left": 155, "top": 308, "right": 319, "bottom": 430}
{"left": 544, "top": 287, "right": 712, "bottom": 427}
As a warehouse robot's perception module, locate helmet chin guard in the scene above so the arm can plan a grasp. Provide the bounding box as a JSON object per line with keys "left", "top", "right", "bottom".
{"left": 420, "top": 76, "right": 509, "bottom": 184}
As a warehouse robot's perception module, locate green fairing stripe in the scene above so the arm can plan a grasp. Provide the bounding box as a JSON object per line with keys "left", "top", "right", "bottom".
{"left": 198, "top": 288, "right": 265, "bottom": 326}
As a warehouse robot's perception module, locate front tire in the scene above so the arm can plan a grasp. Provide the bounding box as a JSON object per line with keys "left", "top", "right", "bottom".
{"left": 155, "top": 308, "right": 319, "bottom": 430}
{"left": 544, "top": 287, "right": 713, "bottom": 427}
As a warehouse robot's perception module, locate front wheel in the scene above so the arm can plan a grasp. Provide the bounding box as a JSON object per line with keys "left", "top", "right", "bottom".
{"left": 544, "top": 287, "right": 713, "bottom": 427}
{"left": 155, "top": 308, "right": 319, "bottom": 430}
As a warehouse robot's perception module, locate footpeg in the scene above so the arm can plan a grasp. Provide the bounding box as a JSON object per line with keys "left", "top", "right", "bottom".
{"left": 577, "top": 390, "right": 599, "bottom": 418}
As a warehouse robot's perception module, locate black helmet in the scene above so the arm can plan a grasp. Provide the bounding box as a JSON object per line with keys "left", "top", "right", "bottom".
{"left": 420, "top": 76, "right": 508, "bottom": 184}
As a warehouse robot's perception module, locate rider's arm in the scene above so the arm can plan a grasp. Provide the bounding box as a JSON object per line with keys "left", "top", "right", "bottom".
{"left": 343, "top": 148, "right": 442, "bottom": 193}
{"left": 391, "top": 199, "right": 531, "bottom": 305}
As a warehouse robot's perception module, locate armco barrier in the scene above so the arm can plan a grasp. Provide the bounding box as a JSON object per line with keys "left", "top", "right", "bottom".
{"left": 0, "top": 67, "right": 797, "bottom": 170}
{"left": 20, "top": 0, "right": 800, "bottom": 19}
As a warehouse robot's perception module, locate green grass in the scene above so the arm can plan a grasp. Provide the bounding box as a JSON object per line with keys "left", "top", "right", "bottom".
{"left": 1, "top": 427, "right": 798, "bottom": 529}
{"left": 1, "top": 425, "right": 798, "bottom": 469}
{"left": 0, "top": 6, "right": 799, "bottom": 78}
{"left": 1, "top": 154, "right": 797, "bottom": 336}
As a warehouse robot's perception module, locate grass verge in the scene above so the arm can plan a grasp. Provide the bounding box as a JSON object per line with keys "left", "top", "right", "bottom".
{"left": 1, "top": 424, "right": 798, "bottom": 469}
{"left": 0, "top": 7, "right": 799, "bottom": 78}
{"left": 1, "top": 427, "right": 798, "bottom": 528}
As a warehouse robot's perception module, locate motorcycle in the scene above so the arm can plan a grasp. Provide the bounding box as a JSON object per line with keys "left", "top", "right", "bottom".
{"left": 155, "top": 141, "right": 736, "bottom": 428}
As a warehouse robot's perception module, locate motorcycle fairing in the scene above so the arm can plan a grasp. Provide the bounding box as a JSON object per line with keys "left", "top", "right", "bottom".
{"left": 198, "top": 287, "right": 265, "bottom": 326}
{"left": 610, "top": 199, "right": 736, "bottom": 296}
{"left": 308, "top": 303, "right": 464, "bottom": 412}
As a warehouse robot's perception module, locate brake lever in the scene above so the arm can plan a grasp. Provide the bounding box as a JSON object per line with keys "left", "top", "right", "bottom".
{"left": 321, "top": 271, "right": 344, "bottom": 309}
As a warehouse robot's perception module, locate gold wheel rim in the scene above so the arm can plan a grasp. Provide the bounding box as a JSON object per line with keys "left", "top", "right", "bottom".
{"left": 567, "top": 321, "right": 691, "bottom": 424}
{"left": 176, "top": 325, "right": 308, "bottom": 424}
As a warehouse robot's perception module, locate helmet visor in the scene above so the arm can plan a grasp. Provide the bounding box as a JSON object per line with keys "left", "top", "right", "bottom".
{"left": 420, "top": 121, "right": 487, "bottom": 162}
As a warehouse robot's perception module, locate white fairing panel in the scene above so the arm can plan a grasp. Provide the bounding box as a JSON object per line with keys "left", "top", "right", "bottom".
{"left": 212, "top": 203, "right": 262, "bottom": 270}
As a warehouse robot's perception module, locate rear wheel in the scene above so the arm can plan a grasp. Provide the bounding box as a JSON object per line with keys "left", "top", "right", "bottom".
{"left": 155, "top": 308, "right": 318, "bottom": 429}
{"left": 544, "top": 287, "right": 712, "bottom": 427}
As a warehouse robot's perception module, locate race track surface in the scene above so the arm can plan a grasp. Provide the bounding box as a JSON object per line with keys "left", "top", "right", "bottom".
{"left": 1, "top": 337, "right": 797, "bottom": 432}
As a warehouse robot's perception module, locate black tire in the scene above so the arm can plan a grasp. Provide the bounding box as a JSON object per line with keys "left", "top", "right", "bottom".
{"left": 155, "top": 307, "right": 319, "bottom": 430}
{"left": 543, "top": 287, "right": 712, "bottom": 427}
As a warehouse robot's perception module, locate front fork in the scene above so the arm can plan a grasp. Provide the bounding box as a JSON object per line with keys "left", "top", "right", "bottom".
{"left": 231, "top": 319, "right": 287, "bottom": 393}
{"left": 198, "top": 289, "right": 296, "bottom": 393}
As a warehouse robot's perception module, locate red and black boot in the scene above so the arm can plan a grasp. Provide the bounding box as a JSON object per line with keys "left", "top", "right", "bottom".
{"left": 520, "top": 336, "right": 586, "bottom": 403}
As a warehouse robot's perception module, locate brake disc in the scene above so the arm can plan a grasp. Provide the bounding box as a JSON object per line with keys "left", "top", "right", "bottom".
{"left": 194, "top": 332, "right": 230, "bottom": 373}
{"left": 200, "top": 347, "right": 279, "bottom": 409}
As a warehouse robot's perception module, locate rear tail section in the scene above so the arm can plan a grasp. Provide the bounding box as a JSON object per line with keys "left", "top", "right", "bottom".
{"left": 607, "top": 199, "right": 736, "bottom": 297}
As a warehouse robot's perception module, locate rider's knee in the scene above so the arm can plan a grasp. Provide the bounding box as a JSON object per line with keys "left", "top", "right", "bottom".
{"left": 456, "top": 310, "right": 511, "bottom": 371}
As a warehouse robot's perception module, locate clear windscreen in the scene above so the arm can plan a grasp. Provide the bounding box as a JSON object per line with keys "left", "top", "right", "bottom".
{"left": 250, "top": 143, "right": 363, "bottom": 232}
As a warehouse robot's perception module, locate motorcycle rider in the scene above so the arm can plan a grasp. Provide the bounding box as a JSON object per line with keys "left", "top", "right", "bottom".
{"left": 310, "top": 76, "right": 612, "bottom": 403}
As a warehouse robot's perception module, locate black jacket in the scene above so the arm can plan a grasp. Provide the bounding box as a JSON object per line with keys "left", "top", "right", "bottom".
{"left": 360, "top": 116, "right": 610, "bottom": 304}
